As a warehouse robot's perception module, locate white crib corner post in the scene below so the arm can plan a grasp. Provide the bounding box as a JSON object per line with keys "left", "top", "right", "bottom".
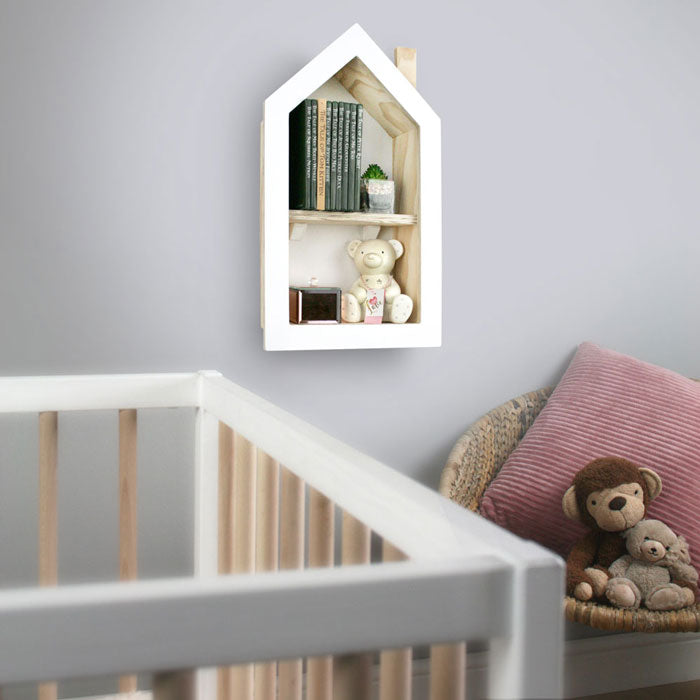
{"left": 193, "top": 404, "right": 220, "bottom": 700}
{"left": 488, "top": 556, "right": 564, "bottom": 700}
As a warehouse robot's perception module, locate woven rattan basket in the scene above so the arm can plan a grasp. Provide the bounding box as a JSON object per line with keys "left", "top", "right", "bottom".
{"left": 439, "top": 388, "right": 700, "bottom": 633}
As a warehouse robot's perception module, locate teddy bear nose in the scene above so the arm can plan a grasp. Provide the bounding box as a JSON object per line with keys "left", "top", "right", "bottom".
{"left": 364, "top": 253, "right": 382, "bottom": 268}
{"left": 608, "top": 496, "right": 626, "bottom": 511}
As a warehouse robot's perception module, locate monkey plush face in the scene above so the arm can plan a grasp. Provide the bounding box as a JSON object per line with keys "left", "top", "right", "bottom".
{"left": 562, "top": 457, "right": 662, "bottom": 533}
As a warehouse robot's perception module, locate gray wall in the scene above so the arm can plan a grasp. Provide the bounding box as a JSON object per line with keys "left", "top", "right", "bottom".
{"left": 2, "top": 0, "right": 700, "bottom": 569}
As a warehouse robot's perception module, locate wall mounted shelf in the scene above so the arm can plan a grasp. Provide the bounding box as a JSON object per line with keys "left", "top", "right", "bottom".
{"left": 261, "top": 24, "right": 442, "bottom": 351}
{"left": 289, "top": 210, "right": 417, "bottom": 241}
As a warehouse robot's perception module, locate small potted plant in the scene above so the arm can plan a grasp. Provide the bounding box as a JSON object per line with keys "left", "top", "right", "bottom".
{"left": 360, "top": 164, "right": 394, "bottom": 214}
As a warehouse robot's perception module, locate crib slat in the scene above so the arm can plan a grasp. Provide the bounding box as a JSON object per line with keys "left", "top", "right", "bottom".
{"left": 231, "top": 433, "right": 257, "bottom": 700}
{"left": 306, "top": 489, "right": 334, "bottom": 700}
{"left": 379, "top": 542, "right": 412, "bottom": 700}
{"left": 429, "top": 643, "right": 466, "bottom": 700}
{"left": 278, "top": 467, "right": 305, "bottom": 700}
{"left": 154, "top": 670, "right": 195, "bottom": 700}
{"left": 218, "top": 423, "right": 235, "bottom": 700}
{"left": 334, "top": 513, "right": 372, "bottom": 700}
{"left": 119, "top": 409, "right": 139, "bottom": 694}
{"left": 255, "top": 450, "right": 279, "bottom": 700}
{"left": 39, "top": 411, "right": 58, "bottom": 700}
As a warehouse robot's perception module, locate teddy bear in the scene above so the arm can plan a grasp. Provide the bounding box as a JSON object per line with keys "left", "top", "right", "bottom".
{"left": 562, "top": 457, "right": 663, "bottom": 602}
{"left": 341, "top": 239, "right": 413, "bottom": 324}
{"left": 605, "top": 519, "right": 698, "bottom": 610}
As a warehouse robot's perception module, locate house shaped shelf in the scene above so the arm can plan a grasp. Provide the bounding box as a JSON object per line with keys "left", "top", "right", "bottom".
{"left": 261, "top": 24, "right": 442, "bottom": 351}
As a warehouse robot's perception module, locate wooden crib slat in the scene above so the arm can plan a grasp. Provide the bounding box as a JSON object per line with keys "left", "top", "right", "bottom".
{"left": 379, "top": 542, "right": 412, "bottom": 700}
{"left": 334, "top": 513, "right": 372, "bottom": 700}
{"left": 119, "top": 409, "right": 138, "bottom": 694}
{"left": 254, "top": 449, "right": 279, "bottom": 700}
{"left": 429, "top": 643, "right": 466, "bottom": 700}
{"left": 154, "top": 670, "right": 195, "bottom": 700}
{"left": 39, "top": 411, "right": 58, "bottom": 700}
{"left": 218, "top": 423, "right": 235, "bottom": 700}
{"left": 39, "top": 411, "right": 58, "bottom": 585}
{"left": 231, "top": 432, "right": 257, "bottom": 700}
{"left": 278, "top": 467, "right": 305, "bottom": 700}
{"left": 306, "top": 489, "right": 334, "bottom": 700}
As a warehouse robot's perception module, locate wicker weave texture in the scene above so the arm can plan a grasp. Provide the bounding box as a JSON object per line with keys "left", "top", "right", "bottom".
{"left": 440, "top": 388, "right": 700, "bottom": 633}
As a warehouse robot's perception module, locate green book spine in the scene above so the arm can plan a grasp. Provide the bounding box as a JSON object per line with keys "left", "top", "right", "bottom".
{"left": 355, "top": 104, "right": 363, "bottom": 212}
{"left": 288, "top": 100, "right": 307, "bottom": 210}
{"left": 303, "top": 99, "right": 312, "bottom": 210}
{"left": 330, "top": 102, "right": 338, "bottom": 211}
{"left": 310, "top": 100, "right": 317, "bottom": 210}
{"left": 335, "top": 102, "right": 344, "bottom": 211}
{"left": 324, "top": 102, "right": 332, "bottom": 210}
{"left": 341, "top": 102, "right": 350, "bottom": 211}
{"left": 348, "top": 104, "right": 357, "bottom": 212}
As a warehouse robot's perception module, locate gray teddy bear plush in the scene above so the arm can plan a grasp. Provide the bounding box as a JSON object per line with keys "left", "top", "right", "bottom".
{"left": 605, "top": 519, "right": 698, "bottom": 611}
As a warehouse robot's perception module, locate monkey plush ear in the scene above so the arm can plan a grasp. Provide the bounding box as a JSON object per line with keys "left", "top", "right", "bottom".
{"left": 640, "top": 467, "right": 662, "bottom": 501}
{"left": 347, "top": 240, "right": 362, "bottom": 258}
{"left": 562, "top": 486, "right": 581, "bottom": 521}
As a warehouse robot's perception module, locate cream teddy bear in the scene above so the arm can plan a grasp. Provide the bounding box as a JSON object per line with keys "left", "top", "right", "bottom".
{"left": 605, "top": 519, "right": 698, "bottom": 611}
{"left": 341, "top": 239, "right": 413, "bottom": 324}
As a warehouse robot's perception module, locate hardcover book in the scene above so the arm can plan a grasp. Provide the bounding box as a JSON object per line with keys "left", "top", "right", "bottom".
{"left": 335, "top": 102, "right": 344, "bottom": 211}
{"left": 288, "top": 99, "right": 312, "bottom": 210}
{"left": 341, "top": 102, "right": 351, "bottom": 211}
{"left": 330, "top": 102, "right": 338, "bottom": 211}
{"left": 316, "top": 99, "right": 327, "bottom": 211}
{"left": 355, "top": 105, "right": 363, "bottom": 211}
{"left": 310, "top": 100, "right": 317, "bottom": 210}
{"left": 324, "top": 100, "right": 331, "bottom": 210}
{"left": 348, "top": 104, "right": 357, "bottom": 212}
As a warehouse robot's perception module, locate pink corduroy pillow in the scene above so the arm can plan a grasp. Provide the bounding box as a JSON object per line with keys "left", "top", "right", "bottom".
{"left": 480, "top": 342, "right": 700, "bottom": 562}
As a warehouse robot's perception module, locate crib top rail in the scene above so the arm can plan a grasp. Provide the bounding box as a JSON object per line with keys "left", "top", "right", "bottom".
{"left": 0, "top": 371, "right": 564, "bottom": 696}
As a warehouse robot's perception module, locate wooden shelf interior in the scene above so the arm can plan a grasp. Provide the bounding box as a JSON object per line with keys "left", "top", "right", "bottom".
{"left": 289, "top": 210, "right": 417, "bottom": 226}
{"left": 289, "top": 55, "right": 421, "bottom": 321}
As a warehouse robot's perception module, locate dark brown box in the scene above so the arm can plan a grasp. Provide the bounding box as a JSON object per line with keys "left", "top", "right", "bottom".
{"left": 289, "top": 287, "right": 341, "bottom": 324}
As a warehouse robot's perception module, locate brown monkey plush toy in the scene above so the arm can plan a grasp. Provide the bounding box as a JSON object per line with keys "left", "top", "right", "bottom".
{"left": 562, "top": 457, "right": 663, "bottom": 601}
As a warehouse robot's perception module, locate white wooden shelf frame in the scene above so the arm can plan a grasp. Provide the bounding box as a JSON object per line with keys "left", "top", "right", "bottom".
{"left": 261, "top": 24, "right": 442, "bottom": 351}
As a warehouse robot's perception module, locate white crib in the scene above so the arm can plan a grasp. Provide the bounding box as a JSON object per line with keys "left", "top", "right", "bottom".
{"left": 0, "top": 371, "right": 564, "bottom": 700}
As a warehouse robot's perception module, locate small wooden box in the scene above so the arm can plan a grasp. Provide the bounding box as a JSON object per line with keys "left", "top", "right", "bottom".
{"left": 289, "top": 287, "right": 341, "bottom": 324}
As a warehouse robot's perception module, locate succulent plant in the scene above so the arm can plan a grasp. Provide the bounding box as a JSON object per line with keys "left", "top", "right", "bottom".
{"left": 361, "top": 164, "right": 388, "bottom": 180}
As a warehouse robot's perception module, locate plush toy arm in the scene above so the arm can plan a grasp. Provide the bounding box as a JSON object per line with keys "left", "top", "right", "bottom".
{"left": 566, "top": 531, "right": 602, "bottom": 597}
{"left": 385, "top": 278, "right": 402, "bottom": 303}
{"left": 608, "top": 555, "right": 632, "bottom": 579}
{"left": 349, "top": 279, "right": 367, "bottom": 304}
{"left": 669, "top": 562, "right": 699, "bottom": 592}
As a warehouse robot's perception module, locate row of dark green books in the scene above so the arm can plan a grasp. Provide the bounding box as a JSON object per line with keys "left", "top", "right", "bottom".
{"left": 289, "top": 98, "right": 364, "bottom": 211}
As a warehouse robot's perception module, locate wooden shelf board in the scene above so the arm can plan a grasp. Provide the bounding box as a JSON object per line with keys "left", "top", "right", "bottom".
{"left": 289, "top": 210, "right": 417, "bottom": 227}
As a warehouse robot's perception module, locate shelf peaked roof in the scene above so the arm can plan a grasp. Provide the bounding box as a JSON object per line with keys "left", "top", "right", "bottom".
{"left": 264, "top": 24, "right": 439, "bottom": 137}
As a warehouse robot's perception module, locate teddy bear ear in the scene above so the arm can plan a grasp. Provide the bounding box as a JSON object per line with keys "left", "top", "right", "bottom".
{"left": 640, "top": 467, "right": 662, "bottom": 501}
{"left": 388, "top": 239, "right": 404, "bottom": 259}
{"left": 347, "top": 240, "right": 362, "bottom": 258}
{"left": 562, "top": 486, "right": 581, "bottom": 522}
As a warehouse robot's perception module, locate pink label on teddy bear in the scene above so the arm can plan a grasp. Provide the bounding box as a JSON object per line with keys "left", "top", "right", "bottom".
{"left": 364, "top": 288, "right": 384, "bottom": 324}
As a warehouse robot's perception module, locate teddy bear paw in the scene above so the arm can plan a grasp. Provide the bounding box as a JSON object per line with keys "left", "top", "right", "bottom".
{"left": 681, "top": 587, "right": 696, "bottom": 607}
{"left": 341, "top": 293, "right": 362, "bottom": 323}
{"left": 574, "top": 582, "right": 593, "bottom": 601}
{"left": 387, "top": 294, "right": 413, "bottom": 324}
{"left": 646, "top": 584, "right": 686, "bottom": 611}
{"left": 605, "top": 578, "right": 641, "bottom": 609}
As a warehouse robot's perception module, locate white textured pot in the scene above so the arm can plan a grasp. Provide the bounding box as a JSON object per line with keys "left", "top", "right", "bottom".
{"left": 360, "top": 178, "right": 394, "bottom": 214}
